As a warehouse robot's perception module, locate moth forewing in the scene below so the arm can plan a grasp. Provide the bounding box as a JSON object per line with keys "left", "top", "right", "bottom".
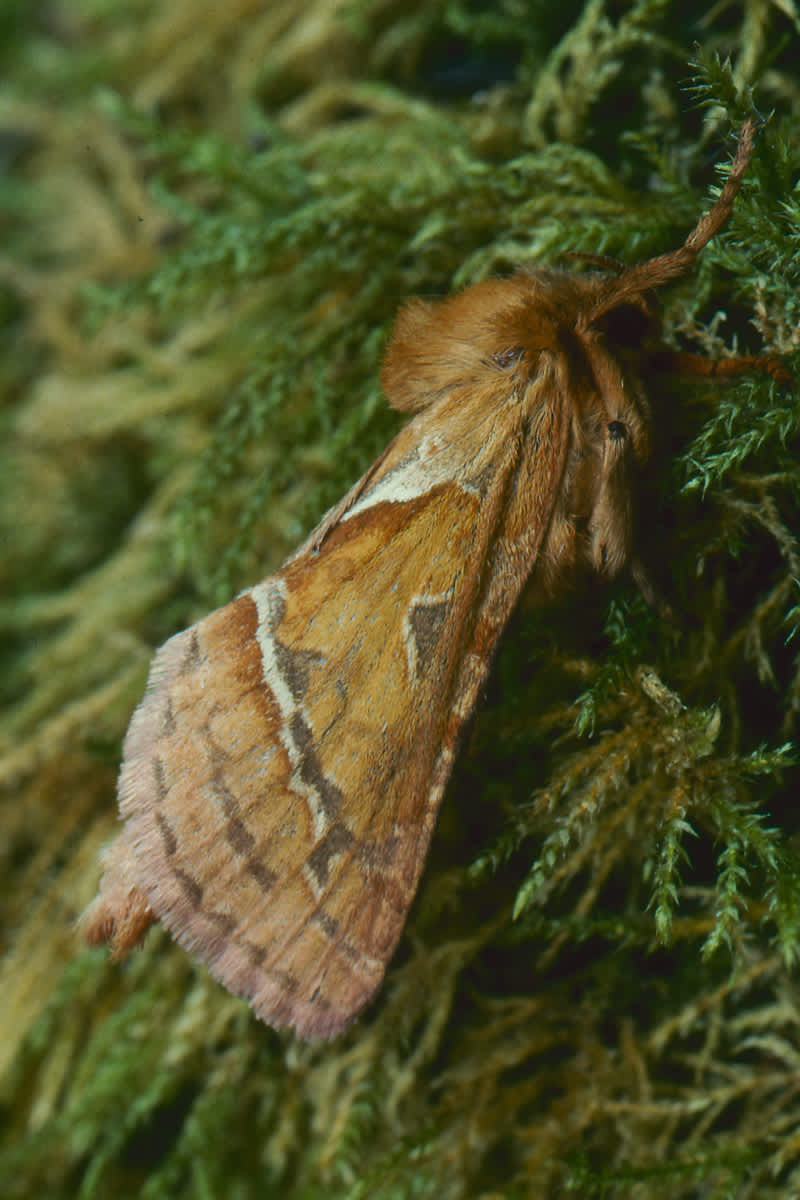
{"left": 85, "top": 354, "right": 574, "bottom": 1039}
{"left": 84, "top": 120, "right": 783, "bottom": 1038}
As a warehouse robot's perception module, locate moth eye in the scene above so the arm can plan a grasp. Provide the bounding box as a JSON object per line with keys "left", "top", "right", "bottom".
{"left": 607, "top": 420, "right": 627, "bottom": 441}
{"left": 491, "top": 346, "right": 525, "bottom": 368}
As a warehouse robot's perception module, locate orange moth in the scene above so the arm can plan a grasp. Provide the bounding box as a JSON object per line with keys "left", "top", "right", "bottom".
{"left": 85, "top": 120, "right": 787, "bottom": 1039}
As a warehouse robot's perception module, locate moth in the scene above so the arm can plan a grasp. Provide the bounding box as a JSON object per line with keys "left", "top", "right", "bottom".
{"left": 84, "top": 120, "right": 786, "bottom": 1039}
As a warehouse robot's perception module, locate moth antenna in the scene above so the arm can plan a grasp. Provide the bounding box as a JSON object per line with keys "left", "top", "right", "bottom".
{"left": 563, "top": 251, "right": 626, "bottom": 274}
{"left": 587, "top": 118, "right": 761, "bottom": 322}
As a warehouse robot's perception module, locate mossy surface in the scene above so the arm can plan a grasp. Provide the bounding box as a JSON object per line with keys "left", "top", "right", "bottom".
{"left": 2, "top": 3, "right": 800, "bottom": 1196}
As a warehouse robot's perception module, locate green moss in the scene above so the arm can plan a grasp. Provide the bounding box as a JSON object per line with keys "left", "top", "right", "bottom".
{"left": 2, "top": 2, "right": 800, "bottom": 1197}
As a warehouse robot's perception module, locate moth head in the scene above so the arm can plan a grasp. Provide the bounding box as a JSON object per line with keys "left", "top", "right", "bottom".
{"left": 571, "top": 120, "right": 760, "bottom": 577}
{"left": 381, "top": 120, "right": 758, "bottom": 436}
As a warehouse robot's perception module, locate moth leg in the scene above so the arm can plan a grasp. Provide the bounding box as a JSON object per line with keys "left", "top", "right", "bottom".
{"left": 650, "top": 349, "right": 792, "bottom": 390}
{"left": 631, "top": 558, "right": 673, "bottom": 621}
